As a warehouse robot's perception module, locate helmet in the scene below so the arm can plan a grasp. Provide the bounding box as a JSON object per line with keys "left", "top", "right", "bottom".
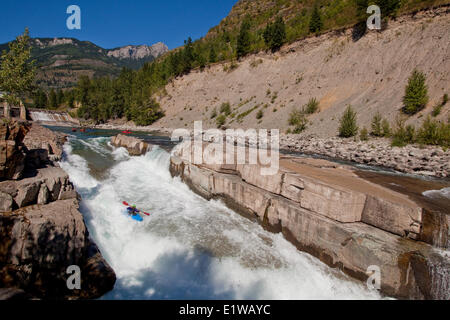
{"left": 132, "top": 205, "right": 136, "bottom": 208}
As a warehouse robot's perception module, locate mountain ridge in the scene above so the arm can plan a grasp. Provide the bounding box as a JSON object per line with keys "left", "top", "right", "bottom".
{"left": 0, "top": 37, "right": 169, "bottom": 89}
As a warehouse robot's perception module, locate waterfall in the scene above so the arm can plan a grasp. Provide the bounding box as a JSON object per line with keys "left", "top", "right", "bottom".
{"left": 29, "top": 110, "right": 79, "bottom": 124}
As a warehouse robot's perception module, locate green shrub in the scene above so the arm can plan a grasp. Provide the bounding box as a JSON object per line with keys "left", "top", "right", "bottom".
{"left": 417, "top": 116, "right": 450, "bottom": 147}
{"left": 338, "top": 105, "right": 358, "bottom": 138}
{"left": 216, "top": 114, "right": 226, "bottom": 128}
{"left": 432, "top": 104, "right": 442, "bottom": 117}
{"left": 402, "top": 69, "right": 429, "bottom": 115}
{"left": 220, "top": 102, "right": 231, "bottom": 116}
{"left": 289, "top": 108, "right": 308, "bottom": 133}
{"left": 432, "top": 94, "right": 449, "bottom": 117}
{"left": 405, "top": 124, "right": 416, "bottom": 143}
{"left": 360, "top": 127, "right": 369, "bottom": 141}
{"left": 382, "top": 119, "right": 391, "bottom": 137}
{"left": 210, "top": 108, "right": 217, "bottom": 119}
{"left": 303, "top": 98, "right": 319, "bottom": 114}
{"left": 391, "top": 116, "right": 415, "bottom": 146}
{"left": 256, "top": 109, "right": 264, "bottom": 119}
{"left": 289, "top": 109, "right": 304, "bottom": 126}
{"left": 371, "top": 112, "right": 383, "bottom": 137}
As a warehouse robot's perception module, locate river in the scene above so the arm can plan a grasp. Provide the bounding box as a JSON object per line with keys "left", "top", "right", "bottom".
{"left": 51, "top": 127, "right": 388, "bottom": 299}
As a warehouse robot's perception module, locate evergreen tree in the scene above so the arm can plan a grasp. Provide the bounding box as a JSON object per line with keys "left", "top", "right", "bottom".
{"left": 402, "top": 69, "right": 429, "bottom": 115}
{"left": 48, "top": 89, "right": 57, "bottom": 109}
{"left": 237, "top": 15, "right": 252, "bottom": 59}
{"left": 339, "top": 105, "right": 358, "bottom": 137}
{"left": 263, "top": 17, "right": 286, "bottom": 51}
{"left": 355, "top": 0, "right": 369, "bottom": 19}
{"left": 0, "top": 28, "right": 36, "bottom": 106}
{"left": 309, "top": 3, "right": 323, "bottom": 34}
{"left": 377, "top": 0, "right": 401, "bottom": 17}
{"left": 209, "top": 46, "right": 217, "bottom": 63}
{"left": 56, "top": 89, "right": 64, "bottom": 106}
{"left": 32, "top": 88, "right": 47, "bottom": 108}
{"left": 183, "top": 37, "right": 194, "bottom": 74}
{"left": 66, "top": 91, "right": 75, "bottom": 109}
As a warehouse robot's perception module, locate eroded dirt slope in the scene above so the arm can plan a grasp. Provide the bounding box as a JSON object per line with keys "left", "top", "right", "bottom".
{"left": 155, "top": 7, "right": 450, "bottom": 137}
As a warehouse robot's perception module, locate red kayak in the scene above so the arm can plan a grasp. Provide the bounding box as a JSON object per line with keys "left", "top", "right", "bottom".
{"left": 122, "top": 130, "right": 132, "bottom": 134}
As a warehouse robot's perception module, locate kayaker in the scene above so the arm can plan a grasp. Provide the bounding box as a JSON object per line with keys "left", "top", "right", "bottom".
{"left": 127, "top": 205, "right": 140, "bottom": 216}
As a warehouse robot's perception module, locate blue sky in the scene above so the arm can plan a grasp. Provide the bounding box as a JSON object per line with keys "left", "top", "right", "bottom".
{"left": 0, "top": 0, "right": 238, "bottom": 49}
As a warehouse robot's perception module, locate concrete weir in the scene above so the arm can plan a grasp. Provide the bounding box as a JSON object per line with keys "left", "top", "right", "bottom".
{"left": 168, "top": 140, "right": 449, "bottom": 300}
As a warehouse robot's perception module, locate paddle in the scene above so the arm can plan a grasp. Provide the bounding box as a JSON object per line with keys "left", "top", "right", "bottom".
{"left": 122, "top": 201, "right": 150, "bottom": 216}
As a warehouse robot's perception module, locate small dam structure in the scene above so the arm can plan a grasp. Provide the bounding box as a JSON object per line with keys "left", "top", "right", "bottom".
{"left": 28, "top": 109, "right": 79, "bottom": 125}
{"left": 3, "top": 102, "right": 79, "bottom": 125}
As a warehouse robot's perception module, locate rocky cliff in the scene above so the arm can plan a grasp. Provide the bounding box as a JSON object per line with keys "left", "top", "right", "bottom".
{"left": 0, "top": 122, "right": 116, "bottom": 299}
{"left": 0, "top": 121, "right": 30, "bottom": 180}
{"left": 107, "top": 42, "right": 169, "bottom": 60}
{"left": 168, "top": 139, "right": 450, "bottom": 299}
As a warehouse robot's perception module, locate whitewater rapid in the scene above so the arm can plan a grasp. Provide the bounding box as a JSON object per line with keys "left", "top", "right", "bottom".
{"left": 59, "top": 135, "right": 382, "bottom": 300}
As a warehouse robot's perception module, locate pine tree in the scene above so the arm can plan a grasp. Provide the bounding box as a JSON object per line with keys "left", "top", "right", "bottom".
{"left": 309, "top": 4, "right": 323, "bottom": 34}
{"left": 49, "top": 89, "right": 57, "bottom": 109}
{"left": 35, "top": 89, "right": 48, "bottom": 108}
{"left": 402, "top": 69, "right": 429, "bottom": 115}
{"left": 339, "top": 105, "right": 358, "bottom": 137}
{"left": 209, "top": 46, "right": 217, "bottom": 63}
{"left": 263, "top": 17, "right": 286, "bottom": 51}
{"left": 0, "top": 28, "right": 36, "bottom": 106}
{"left": 237, "top": 15, "right": 252, "bottom": 59}
{"left": 56, "top": 89, "right": 64, "bottom": 106}
{"left": 377, "top": 0, "right": 401, "bottom": 17}
{"left": 183, "top": 37, "right": 194, "bottom": 74}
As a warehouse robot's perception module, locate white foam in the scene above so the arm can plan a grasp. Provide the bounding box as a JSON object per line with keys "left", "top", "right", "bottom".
{"left": 423, "top": 187, "right": 450, "bottom": 200}
{"left": 60, "top": 142, "right": 99, "bottom": 190}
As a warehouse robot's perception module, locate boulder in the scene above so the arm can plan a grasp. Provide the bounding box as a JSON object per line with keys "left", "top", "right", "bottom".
{"left": 110, "top": 134, "right": 150, "bottom": 156}
{"left": 0, "top": 199, "right": 116, "bottom": 299}
{"left": 0, "top": 121, "right": 31, "bottom": 180}
{"left": 0, "top": 166, "right": 77, "bottom": 210}
{"left": 22, "top": 124, "right": 66, "bottom": 162}
{"left": 0, "top": 191, "right": 13, "bottom": 212}
{"left": 14, "top": 181, "right": 41, "bottom": 208}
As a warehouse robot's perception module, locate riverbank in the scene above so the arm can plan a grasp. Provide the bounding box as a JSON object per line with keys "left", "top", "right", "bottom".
{"left": 0, "top": 121, "right": 116, "bottom": 299}
{"left": 93, "top": 122, "right": 449, "bottom": 178}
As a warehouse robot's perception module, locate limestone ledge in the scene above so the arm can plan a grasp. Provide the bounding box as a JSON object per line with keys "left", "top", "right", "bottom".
{"left": 169, "top": 147, "right": 450, "bottom": 299}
